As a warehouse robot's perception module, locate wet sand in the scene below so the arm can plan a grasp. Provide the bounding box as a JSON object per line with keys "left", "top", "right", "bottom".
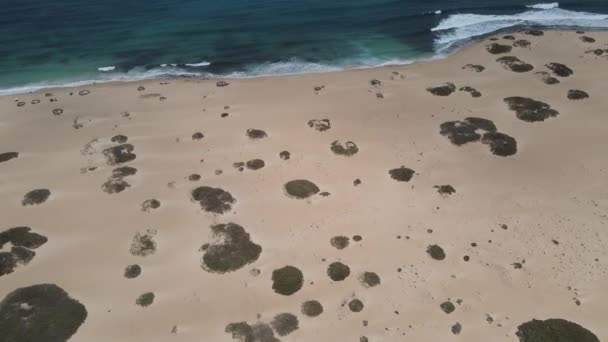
{"left": 1, "top": 30, "right": 608, "bottom": 341}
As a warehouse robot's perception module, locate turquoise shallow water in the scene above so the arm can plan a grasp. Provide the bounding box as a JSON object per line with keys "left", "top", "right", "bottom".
{"left": 1, "top": 0, "right": 608, "bottom": 94}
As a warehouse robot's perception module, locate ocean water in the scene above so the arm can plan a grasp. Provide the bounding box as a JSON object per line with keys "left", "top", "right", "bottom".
{"left": 1, "top": 0, "right": 608, "bottom": 94}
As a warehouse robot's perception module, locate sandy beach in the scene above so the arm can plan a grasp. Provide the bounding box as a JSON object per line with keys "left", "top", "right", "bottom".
{"left": 1, "top": 30, "right": 608, "bottom": 341}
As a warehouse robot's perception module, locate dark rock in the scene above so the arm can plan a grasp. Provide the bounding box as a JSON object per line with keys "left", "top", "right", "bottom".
{"left": 246, "top": 129, "right": 267, "bottom": 139}
{"left": 427, "top": 82, "right": 456, "bottom": 96}
{"left": 567, "top": 89, "right": 589, "bottom": 100}
{"left": 535, "top": 71, "right": 560, "bottom": 85}
{"left": 327, "top": 262, "right": 350, "bottom": 281}
{"left": 440, "top": 301, "right": 456, "bottom": 314}
{"left": 137, "top": 85, "right": 145, "bottom": 91}
{"left": 101, "top": 178, "right": 131, "bottom": 194}
{"left": 17, "top": 102, "right": 26, "bottom": 107}
{"left": 78, "top": 90, "right": 90, "bottom": 95}
{"left": 496, "top": 56, "right": 534, "bottom": 72}
{"left": 353, "top": 179, "right": 361, "bottom": 186}
{"left": 272, "top": 266, "right": 304, "bottom": 295}
{"left": 545, "top": 62, "right": 573, "bottom": 77}
{"left": 102, "top": 144, "right": 136, "bottom": 165}
{"left": 503, "top": 35, "right": 515, "bottom": 40}
{"left": 360, "top": 272, "right": 381, "bottom": 288}
{"left": 246, "top": 159, "right": 265, "bottom": 170}
{"left": 111, "top": 134, "right": 128, "bottom": 143}
{"left": 112, "top": 166, "right": 137, "bottom": 178}
{"left": 459, "top": 86, "right": 482, "bottom": 97}
{"left": 191, "top": 186, "right": 236, "bottom": 214}
{"left": 516, "top": 318, "right": 599, "bottom": 342}
{"left": 481, "top": 132, "right": 517, "bottom": 157}
{"left": 22, "top": 189, "right": 51, "bottom": 206}
{"left": 330, "top": 236, "right": 350, "bottom": 250}
{"left": 52, "top": 108, "right": 64, "bottom": 115}
{"left": 270, "top": 313, "right": 299, "bottom": 336}
{"left": 486, "top": 43, "right": 512, "bottom": 54}
{"left": 0, "top": 284, "right": 87, "bottom": 341}
{"left": 201, "top": 223, "right": 261, "bottom": 273}
{"left": 136, "top": 292, "right": 154, "bottom": 307}
{"left": 192, "top": 132, "right": 204, "bottom": 140}
{"left": 434, "top": 185, "right": 456, "bottom": 196}
{"left": 370, "top": 79, "right": 382, "bottom": 86}
{"left": 452, "top": 322, "right": 462, "bottom": 335}
{"left": 462, "top": 64, "right": 485, "bottom": 72}
{"left": 580, "top": 36, "right": 596, "bottom": 43}
{"left": 284, "top": 180, "right": 320, "bottom": 199}
{"left": 124, "top": 264, "right": 141, "bottom": 278}
{"left": 279, "top": 151, "right": 291, "bottom": 160}
{"left": 0, "top": 226, "right": 48, "bottom": 250}
{"left": 307, "top": 119, "right": 331, "bottom": 132}
{"left": 216, "top": 81, "right": 229, "bottom": 87}
{"left": 464, "top": 117, "right": 497, "bottom": 132}
{"left": 301, "top": 300, "right": 323, "bottom": 317}
{"left": 513, "top": 39, "right": 531, "bottom": 48}
{"left": 348, "top": 299, "right": 364, "bottom": 312}
{"left": 188, "top": 174, "right": 201, "bottom": 181}
{"left": 141, "top": 199, "right": 161, "bottom": 211}
{"left": 130, "top": 229, "right": 157, "bottom": 257}
{"left": 504, "top": 96, "right": 559, "bottom": 122}
{"left": 0, "top": 152, "right": 19, "bottom": 163}
{"left": 524, "top": 29, "right": 544, "bottom": 36}
{"left": 427, "top": 244, "right": 446, "bottom": 260}
{"left": 389, "top": 166, "right": 415, "bottom": 182}
{"left": 330, "top": 140, "right": 359, "bottom": 156}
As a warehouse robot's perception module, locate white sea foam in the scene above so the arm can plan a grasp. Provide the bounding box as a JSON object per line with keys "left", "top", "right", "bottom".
{"left": 184, "top": 61, "right": 211, "bottom": 67}
{"left": 97, "top": 66, "right": 116, "bottom": 72}
{"left": 435, "top": 10, "right": 442, "bottom": 14}
{"left": 432, "top": 7, "right": 608, "bottom": 51}
{"left": 527, "top": 3, "right": 559, "bottom": 10}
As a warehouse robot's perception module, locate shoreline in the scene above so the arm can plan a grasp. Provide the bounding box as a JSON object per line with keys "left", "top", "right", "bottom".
{"left": 2, "top": 27, "right": 606, "bottom": 98}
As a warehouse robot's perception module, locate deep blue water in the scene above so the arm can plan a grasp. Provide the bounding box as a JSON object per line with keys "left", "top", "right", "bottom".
{"left": 1, "top": 0, "right": 608, "bottom": 94}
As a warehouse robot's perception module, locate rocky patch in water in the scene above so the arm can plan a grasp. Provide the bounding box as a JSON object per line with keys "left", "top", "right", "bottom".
{"left": 516, "top": 318, "right": 599, "bottom": 342}
{"left": 130, "top": 229, "right": 157, "bottom": 257}
{"left": 22, "top": 189, "right": 51, "bottom": 206}
{"left": 200, "top": 223, "right": 261, "bottom": 273}
{"left": 284, "top": 180, "right": 320, "bottom": 199}
{"left": 462, "top": 64, "right": 485, "bottom": 72}
{"left": 459, "top": 86, "right": 482, "bottom": 97}
{"left": 0, "top": 152, "right": 19, "bottom": 163}
{"left": 486, "top": 43, "right": 512, "bottom": 54}
{"left": 0, "top": 284, "right": 88, "bottom": 341}
{"left": 0, "top": 227, "right": 48, "bottom": 276}
{"left": 496, "top": 56, "right": 534, "bottom": 72}
{"left": 567, "top": 89, "right": 589, "bottom": 100}
{"left": 481, "top": 132, "right": 518, "bottom": 157}
{"left": 301, "top": 300, "right": 323, "bottom": 317}
{"left": 330, "top": 141, "right": 359, "bottom": 156}
{"left": 545, "top": 62, "right": 573, "bottom": 77}
{"left": 327, "top": 262, "right": 350, "bottom": 281}
{"left": 427, "top": 82, "right": 456, "bottom": 96}
{"left": 504, "top": 97, "right": 559, "bottom": 122}
{"left": 246, "top": 129, "right": 267, "bottom": 139}
{"left": 308, "top": 119, "right": 331, "bottom": 132}
{"left": 272, "top": 266, "right": 304, "bottom": 295}
{"left": 191, "top": 186, "right": 236, "bottom": 214}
